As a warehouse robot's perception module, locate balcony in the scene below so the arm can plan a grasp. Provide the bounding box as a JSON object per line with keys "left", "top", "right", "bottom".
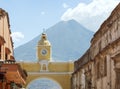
{"left": 0, "top": 60, "right": 27, "bottom": 85}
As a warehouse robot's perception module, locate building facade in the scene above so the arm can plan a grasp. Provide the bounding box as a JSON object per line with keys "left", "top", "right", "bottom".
{"left": 20, "top": 33, "right": 74, "bottom": 89}
{"left": 0, "top": 8, "right": 27, "bottom": 89}
{"left": 72, "top": 3, "right": 120, "bottom": 89}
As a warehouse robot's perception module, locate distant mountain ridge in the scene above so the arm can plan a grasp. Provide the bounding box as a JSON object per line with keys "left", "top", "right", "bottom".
{"left": 14, "top": 20, "right": 94, "bottom": 62}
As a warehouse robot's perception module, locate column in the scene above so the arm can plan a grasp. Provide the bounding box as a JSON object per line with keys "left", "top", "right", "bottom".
{"left": 115, "top": 68, "right": 120, "bottom": 89}
{"left": 1, "top": 45, "right": 5, "bottom": 60}
{"left": 81, "top": 69, "right": 85, "bottom": 89}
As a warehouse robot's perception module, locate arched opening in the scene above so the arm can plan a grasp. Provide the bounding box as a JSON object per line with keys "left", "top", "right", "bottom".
{"left": 43, "top": 64, "right": 47, "bottom": 70}
{"left": 26, "top": 78, "right": 62, "bottom": 89}
{"left": 5, "top": 47, "right": 11, "bottom": 60}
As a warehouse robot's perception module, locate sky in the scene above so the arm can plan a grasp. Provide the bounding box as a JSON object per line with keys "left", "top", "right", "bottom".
{"left": 0, "top": 0, "right": 119, "bottom": 48}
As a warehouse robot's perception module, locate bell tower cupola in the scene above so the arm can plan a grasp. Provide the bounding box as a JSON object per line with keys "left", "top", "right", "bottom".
{"left": 37, "top": 33, "right": 51, "bottom": 61}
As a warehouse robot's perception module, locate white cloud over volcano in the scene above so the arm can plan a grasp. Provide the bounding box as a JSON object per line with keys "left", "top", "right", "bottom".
{"left": 61, "top": 0, "right": 120, "bottom": 32}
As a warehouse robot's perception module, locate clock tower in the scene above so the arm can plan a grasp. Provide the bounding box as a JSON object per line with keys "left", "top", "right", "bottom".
{"left": 37, "top": 33, "right": 51, "bottom": 61}
{"left": 37, "top": 33, "right": 51, "bottom": 71}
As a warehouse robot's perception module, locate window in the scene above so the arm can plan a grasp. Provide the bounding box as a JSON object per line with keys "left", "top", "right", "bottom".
{"left": 97, "top": 62, "right": 100, "bottom": 79}
{"left": 5, "top": 53, "right": 7, "bottom": 60}
{"left": 104, "top": 58, "right": 107, "bottom": 76}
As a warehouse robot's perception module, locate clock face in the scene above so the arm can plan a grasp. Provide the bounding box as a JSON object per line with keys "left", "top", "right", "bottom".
{"left": 41, "top": 49, "right": 47, "bottom": 55}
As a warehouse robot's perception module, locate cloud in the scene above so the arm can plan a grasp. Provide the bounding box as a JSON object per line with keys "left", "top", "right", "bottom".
{"left": 41, "top": 11, "right": 45, "bottom": 15}
{"left": 63, "top": 3, "right": 69, "bottom": 9}
{"left": 61, "top": 0, "right": 120, "bottom": 32}
{"left": 11, "top": 32, "right": 24, "bottom": 42}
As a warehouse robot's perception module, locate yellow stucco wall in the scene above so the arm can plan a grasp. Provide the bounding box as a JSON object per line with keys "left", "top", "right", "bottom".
{"left": 37, "top": 46, "right": 51, "bottom": 61}
{"left": 19, "top": 62, "right": 74, "bottom": 89}
{"left": 20, "top": 62, "right": 74, "bottom": 72}
{"left": 26, "top": 73, "right": 72, "bottom": 89}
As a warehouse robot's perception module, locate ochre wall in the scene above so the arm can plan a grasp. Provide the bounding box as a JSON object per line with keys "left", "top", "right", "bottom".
{"left": 26, "top": 74, "right": 72, "bottom": 89}
{"left": 20, "top": 62, "right": 74, "bottom": 89}
{"left": 20, "top": 62, "right": 74, "bottom": 72}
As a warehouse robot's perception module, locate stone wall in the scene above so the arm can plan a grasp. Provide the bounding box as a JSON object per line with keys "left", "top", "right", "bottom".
{"left": 72, "top": 3, "right": 120, "bottom": 89}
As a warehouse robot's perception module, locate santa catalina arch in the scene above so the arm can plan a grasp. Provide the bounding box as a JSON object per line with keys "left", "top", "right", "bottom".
{"left": 20, "top": 33, "right": 74, "bottom": 89}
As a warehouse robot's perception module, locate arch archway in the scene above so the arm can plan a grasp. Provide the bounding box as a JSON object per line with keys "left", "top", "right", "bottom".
{"left": 26, "top": 78, "right": 62, "bottom": 89}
